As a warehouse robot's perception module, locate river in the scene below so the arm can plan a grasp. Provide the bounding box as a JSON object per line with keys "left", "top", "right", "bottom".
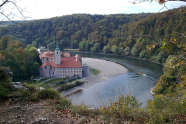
{"left": 66, "top": 52, "right": 163, "bottom": 108}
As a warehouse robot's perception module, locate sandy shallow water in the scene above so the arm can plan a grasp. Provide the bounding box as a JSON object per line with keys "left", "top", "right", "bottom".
{"left": 62, "top": 58, "right": 127, "bottom": 96}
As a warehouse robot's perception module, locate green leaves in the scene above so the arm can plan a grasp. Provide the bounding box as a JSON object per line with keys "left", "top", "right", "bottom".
{"left": 161, "top": 39, "right": 171, "bottom": 50}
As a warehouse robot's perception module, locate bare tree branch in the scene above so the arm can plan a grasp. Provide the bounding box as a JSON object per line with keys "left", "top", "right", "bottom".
{"left": 0, "top": 0, "right": 30, "bottom": 34}
{"left": 0, "top": 0, "right": 8, "bottom": 8}
{"left": 129, "top": 0, "right": 186, "bottom": 5}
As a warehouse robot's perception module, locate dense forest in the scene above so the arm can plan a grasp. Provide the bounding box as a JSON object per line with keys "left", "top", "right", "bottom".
{"left": 1, "top": 7, "right": 186, "bottom": 65}
{"left": 0, "top": 35, "right": 41, "bottom": 81}
{"left": 0, "top": 13, "right": 152, "bottom": 50}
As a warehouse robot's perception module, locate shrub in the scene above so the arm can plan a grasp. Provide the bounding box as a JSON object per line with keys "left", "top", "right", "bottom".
{"left": 22, "top": 83, "right": 37, "bottom": 93}
{"left": 75, "top": 81, "right": 83, "bottom": 86}
{"left": 0, "top": 85, "right": 9, "bottom": 98}
{"left": 154, "top": 76, "right": 176, "bottom": 95}
{"left": 163, "top": 67, "right": 177, "bottom": 76}
{"left": 70, "top": 104, "right": 99, "bottom": 117}
{"left": 19, "top": 88, "right": 30, "bottom": 98}
{"left": 146, "top": 95, "right": 186, "bottom": 123}
{"left": 99, "top": 95, "right": 145, "bottom": 122}
{"left": 0, "top": 67, "right": 12, "bottom": 98}
{"left": 58, "top": 81, "right": 84, "bottom": 92}
{"left": 36, "top": 88, "right": 60, "bottom": 100}
{"left": 55, "top": 96, "right": 72, "bottom": 110}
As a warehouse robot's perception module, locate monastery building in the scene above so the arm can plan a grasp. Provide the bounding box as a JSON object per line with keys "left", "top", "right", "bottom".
{"left": 39, "top": 43, "right": 82, "bottom": 78}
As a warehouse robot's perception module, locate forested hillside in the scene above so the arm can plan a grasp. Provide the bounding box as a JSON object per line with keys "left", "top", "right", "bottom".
{"left": 0, "top": 13, "right": 152, "bottom": 49}
{"left": 0, "top": 7, "right": 186, "bottom": 64}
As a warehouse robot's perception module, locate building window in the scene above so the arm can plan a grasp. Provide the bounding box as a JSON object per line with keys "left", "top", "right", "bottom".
{"left": 51, "top": 58, "right": 52, "bottom": 60}
{"left": 45, "top": 66, "right": 47, "bottom": 68}
{"left": 47, "top": 58, "right": 48, "bottom": 60}
{"left": 43, "top": 58, "right": 44, "bottom": 60}
{"left": 71, "top": 71, "right": 72, "bottom": 73}
{"left": 74, "top": 71, "right": 75, "bottom": 73}
{"left": 57, "top": 52, "right": 58, "bottom": 54}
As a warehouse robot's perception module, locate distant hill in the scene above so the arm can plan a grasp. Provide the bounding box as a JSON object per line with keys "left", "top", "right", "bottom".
{"left": 0, "top": 7, "right": 186, "bottom": 64}
{"left": 0, "top": 13, "right": 152, "bottom": 47}
{"left": 0, "top": 20, "right": 29, "bottom": 26}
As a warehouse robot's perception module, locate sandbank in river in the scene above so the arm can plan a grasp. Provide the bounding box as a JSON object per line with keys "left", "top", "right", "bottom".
{"left": 62, "top": 58, "right": 128, "bottom": 96}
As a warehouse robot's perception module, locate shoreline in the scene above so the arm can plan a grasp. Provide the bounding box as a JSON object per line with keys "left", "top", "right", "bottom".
{"left": 150, "top": 87, "right": 155, "bottom": 95}
{"left": 66, "top": 51, "right": 163, "bottom": 65}
{"left": 62, "top": 58, "right": 128, "bottom": 96}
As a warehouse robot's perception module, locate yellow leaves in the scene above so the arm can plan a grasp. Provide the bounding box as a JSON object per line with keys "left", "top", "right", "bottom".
{"left": 146, "top": 45, "right": 151, "bottom": 50}
{"left": 0, "top": 53, "right": 5, "bottom": 60}
{"left": 181, "top": 75, "right": 185, "bottom": 80}
{"left": 180, "top": 9, "right": 186, "bottom": 13}
{"left": 146, "top": 45, "right": 155, "bottom": 50}
{"left": 99, "top": 106, "right": 106, "bottom": 113}
{"left": 172, "top": 39, "right": 178, "bottom": 45}
{"left": 175, "top": 60, "right": 185, "bottom": 67}
{"left": 124, "top": 45, "right": 127, "bottom": 47}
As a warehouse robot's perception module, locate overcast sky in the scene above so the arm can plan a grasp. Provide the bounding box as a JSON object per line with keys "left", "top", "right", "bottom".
{"left": 1, "top": 0, "right": 186, "bottom": 20}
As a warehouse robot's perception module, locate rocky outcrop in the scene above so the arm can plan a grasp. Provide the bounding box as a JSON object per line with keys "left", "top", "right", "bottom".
{"left": 11, "top": 82, "right": 23, "bottom": 89}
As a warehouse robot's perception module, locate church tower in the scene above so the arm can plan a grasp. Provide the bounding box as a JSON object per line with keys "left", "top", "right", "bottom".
{"left": 55, "top": 42, "right": 60, "bottom": 65}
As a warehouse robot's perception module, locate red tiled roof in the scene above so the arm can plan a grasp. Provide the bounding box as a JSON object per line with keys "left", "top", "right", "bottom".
{"left": 41, "top": 51, "right": 54, "bottom": 58}
{"left": 40, "top": 57, "right": 82, "bottom": 68}
{"left": 43, "top": 61, "right": 51, "bottom": 66}
{"left": 63, "top": 52, "right": 71, "bottom": 57}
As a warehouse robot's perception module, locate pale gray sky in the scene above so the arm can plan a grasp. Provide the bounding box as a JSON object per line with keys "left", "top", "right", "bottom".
{"left": 1, "top": 0, "right": 186, "bottom": 20}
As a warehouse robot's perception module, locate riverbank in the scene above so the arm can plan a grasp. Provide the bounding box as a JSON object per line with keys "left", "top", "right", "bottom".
{"left": 62, "top": 58, "right": 128, "bottom": 96}
{"left": 67, "top": 51, "right": 163, "bottom": 65}
{"left": 150, "top": 87, "right": 155, "bottom": 95}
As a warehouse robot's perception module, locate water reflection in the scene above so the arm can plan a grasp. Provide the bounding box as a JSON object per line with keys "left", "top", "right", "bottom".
{"left": 67, "top": 52, "right": 163, "bottom": 108}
